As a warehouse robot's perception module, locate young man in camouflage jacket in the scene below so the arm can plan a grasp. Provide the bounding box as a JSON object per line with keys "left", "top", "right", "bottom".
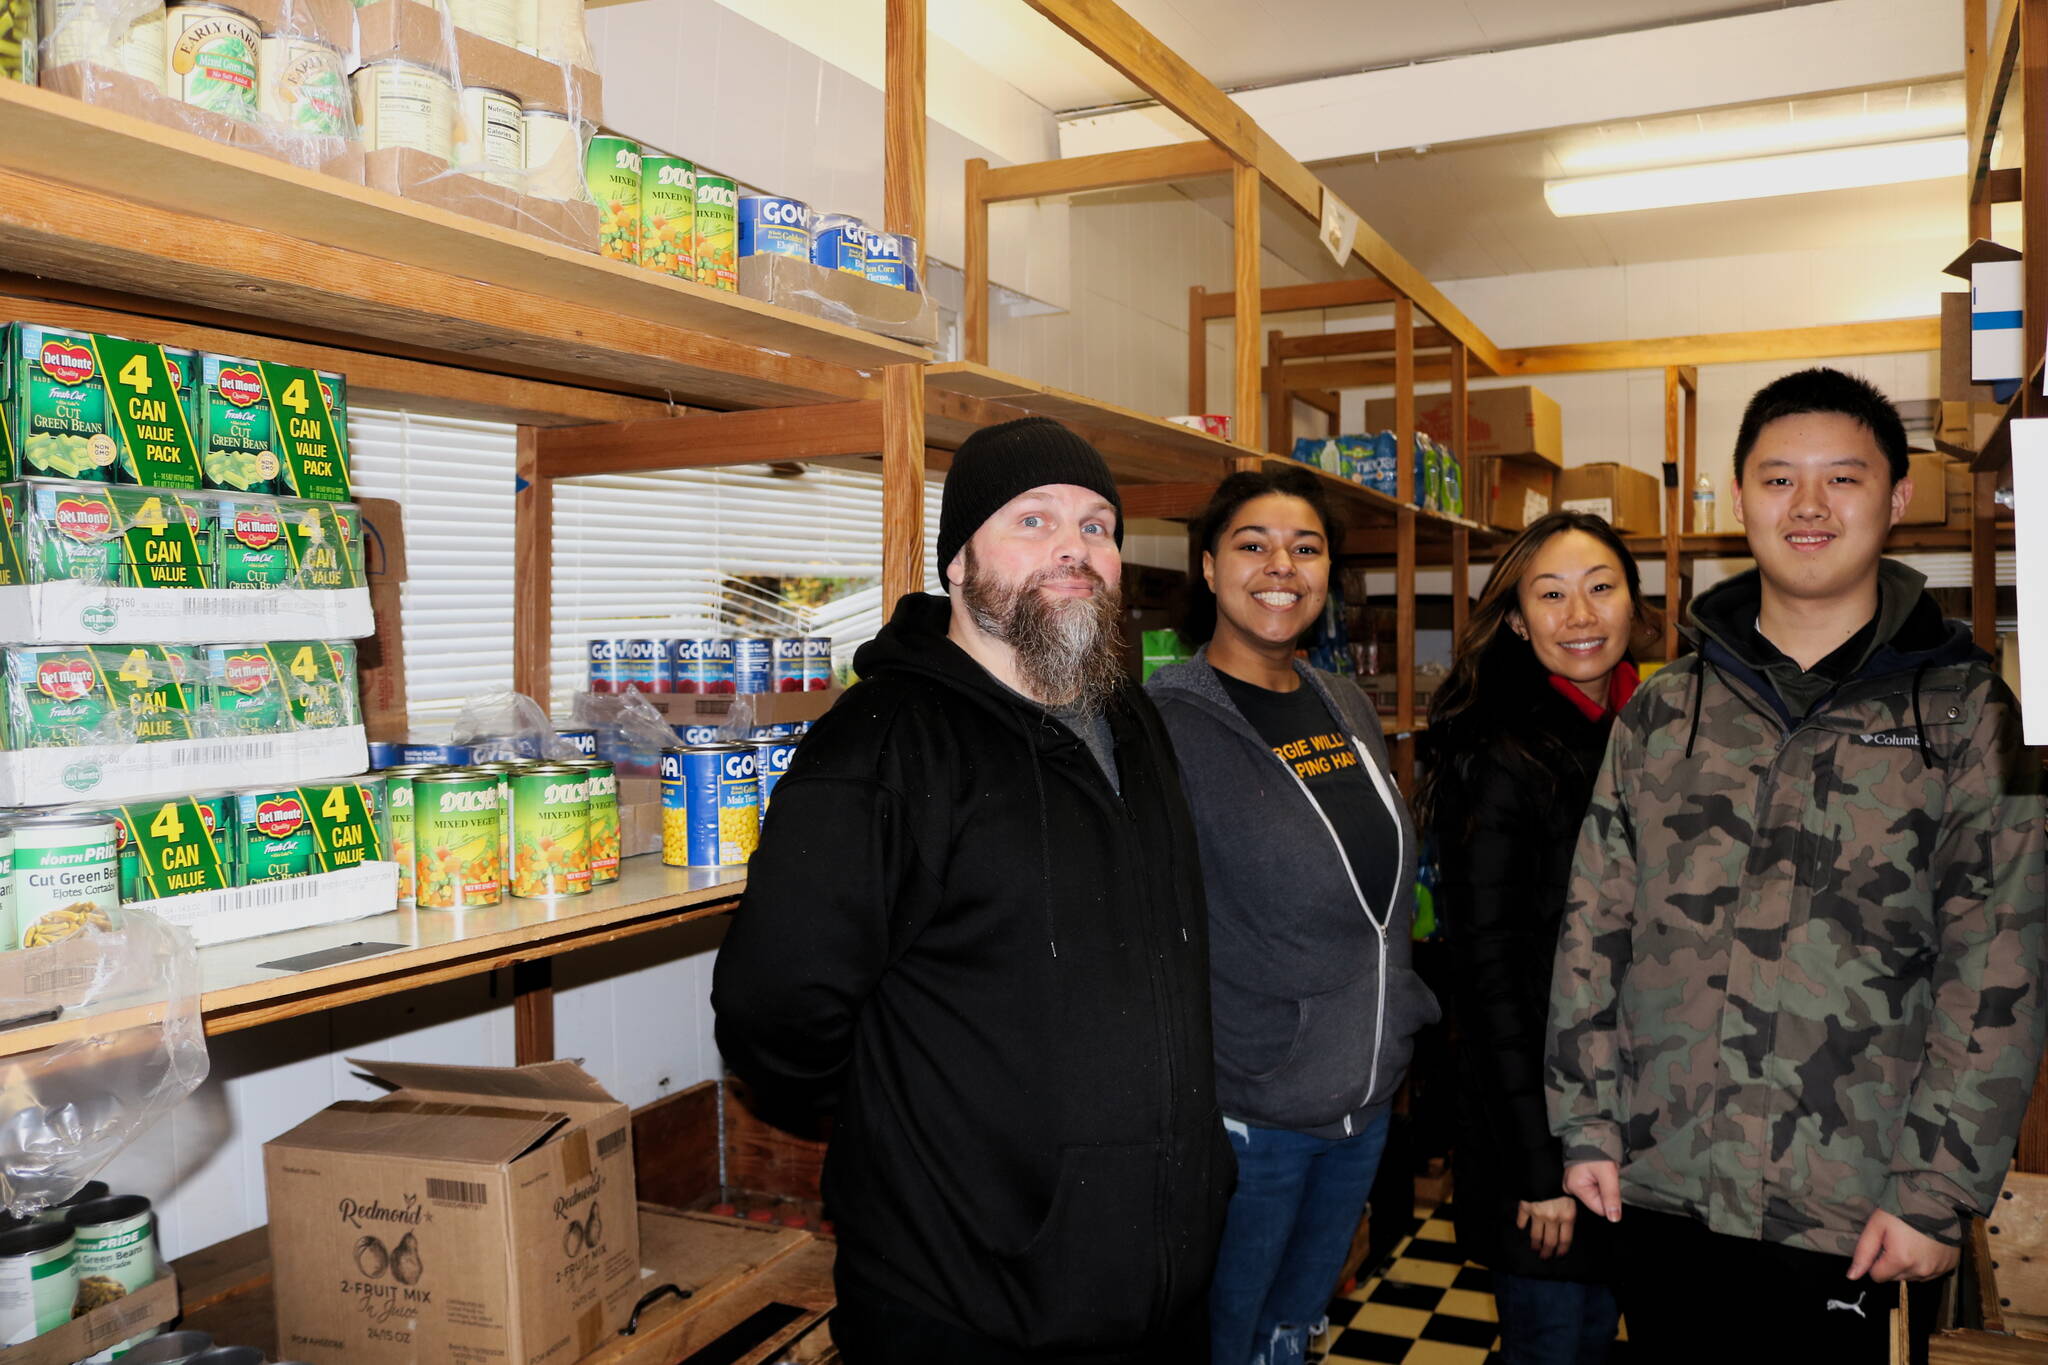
{"left": 1547, "top": 368, "right": 2046, "bottom": 1360}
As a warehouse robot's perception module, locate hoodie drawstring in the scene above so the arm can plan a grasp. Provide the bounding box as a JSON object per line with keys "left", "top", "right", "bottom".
{"left": 1910, "top": 658, "right": 1940, "bottom": 769}
{"left": 1685, "top": 656, "right": 1711, "bottom": 759}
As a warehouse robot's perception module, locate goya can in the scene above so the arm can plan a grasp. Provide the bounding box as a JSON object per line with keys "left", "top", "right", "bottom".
{"left": 811, "top": 213, "right": 866, "bottom": 275}
{"left": 671, "top": 723, "right": 721, "bottom": 746}
{"left": 586, "top": 638, "right": 623, "bottom": 693}
{"left": 234, "top": 788, "right": 315, "bottom": 884}
{"left": 166, "top": 2, "right": 258, "bottom": 123}
{"left": 67, "top": 1195, "right": 158, "bottom": 1352}
{"left": 258, "top": 33, "right": 349, "bottom": 137}
{"left": 563, "top": 758, "right": 617, "bottom": 885}
{"left": 351, "top": 59, "right": 454, "bottom": 159}
{"left": 752, "top": 739, "right": 795, "bottom": 814}
{"left": 803, "top": 635, "right": 833, "bottom": 690}
{"left": 456, "top": 84, "right": 522, "bottom": 187}
{"left": 861, "top": 228, "right": 911, "bottom": 288}
{"left": 619, "top": 637, "right": 665, "bottom": 692}
{"left": 667, "top": 637, "right": 733, "bottom": 693}
{"left": 44, "top": 0, "right": 165, "bottom": 90}
{"left": 660, "top": 743, "right": 757, "bottom": 868}
{"left": 692, "top": 174, "right": 737, "bottom": 292}
{"left": 0, "top": 1222, "right": 75, "bottom": 1344}
{"left": 381, "top": 765, "right": 437, "bottom": 904}
{"left": 769, "top": 638, "right": 804, "bottom": 693}
{"left": 412, "top": 769, "right": 501, "bottom": 908}
{"left": 508, "top": 764, "right": 589, "bottom": 898}
{"left": 521, "top": 108, "right": 581, "bottom": 200}
{"left": 554, "top": 728, "right": 596, "bottom": 757}
{"left": 637, "top": 154, "right": 696, "bottom": 277}
{"left": 738, "top": 195, "right": 809, "bottom": 261}
{"left": 584, "top": 133, "right": 641, "bottom": 263}
{"left": 10, "top": 811, "right": 118, "bottom": 948}
{"left": 732, "top": 637, "right": 772, "bottom": 695}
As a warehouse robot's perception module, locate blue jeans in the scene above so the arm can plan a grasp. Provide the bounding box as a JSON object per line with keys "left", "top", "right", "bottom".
{"left": 1492, "top": 1272, "right": 1619, "bottom": 1365}
{"left": 1209, "top": 1111, "right": 1391, "bottom": 1365}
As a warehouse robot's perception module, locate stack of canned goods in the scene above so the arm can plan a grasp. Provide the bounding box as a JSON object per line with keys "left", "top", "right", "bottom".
{"left": 0, "top": 1183, "right": 164, "bottom": 1351}
{"left": 582, "top": 132, "right": 740, "bottom": 291}
{"left": 658, "top": 729, "right": 796, "bottom": 869}
{"left": 587, "top": 634, "right": 831, "bottom": 695}
{"left": 386, "top": 757, "right": 619, "bottom": 910}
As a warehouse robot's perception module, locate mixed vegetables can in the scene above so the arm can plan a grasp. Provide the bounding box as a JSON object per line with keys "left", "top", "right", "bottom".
{"left": 411, "top": 770, "right": 501, "bottom": 909}
{"left": 508, "top": 763, "right": 589, "bottom": 898}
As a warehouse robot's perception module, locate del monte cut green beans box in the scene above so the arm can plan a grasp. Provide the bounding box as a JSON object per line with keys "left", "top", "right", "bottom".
{"left": 1, "top": 325, "right": 204, "bottom": 488}
{"left": 200, "top": 354, "right": 350, "bottom": 501}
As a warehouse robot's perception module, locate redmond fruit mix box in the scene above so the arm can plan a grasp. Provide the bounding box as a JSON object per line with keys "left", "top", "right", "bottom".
{"left": 264, "top": 1059, "right": 640, "bottom": 1365}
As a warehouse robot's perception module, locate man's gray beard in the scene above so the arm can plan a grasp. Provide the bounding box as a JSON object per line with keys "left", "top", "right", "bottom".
{"left": 961, "top": 548, "right": 1126, "bottom": 713}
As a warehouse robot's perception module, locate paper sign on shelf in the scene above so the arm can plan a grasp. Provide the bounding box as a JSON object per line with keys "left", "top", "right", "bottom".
{"left": 2011, "top": 419, "right": 2048, "bottom": 743}
{"left": 1320, "top": 189, "right": 1360, "bottom": 267}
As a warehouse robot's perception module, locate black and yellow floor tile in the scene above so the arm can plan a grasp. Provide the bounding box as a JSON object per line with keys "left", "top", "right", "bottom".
{"left": 1311, "top": 1203, "right": 1631, "bottom": 1365}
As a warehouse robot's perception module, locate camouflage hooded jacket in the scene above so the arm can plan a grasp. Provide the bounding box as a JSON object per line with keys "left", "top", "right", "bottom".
{"left": 1547, "top": 563, "right": 2046, "bottom": 1255}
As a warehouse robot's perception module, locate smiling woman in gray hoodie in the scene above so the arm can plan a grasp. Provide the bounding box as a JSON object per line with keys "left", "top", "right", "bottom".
{"left": 1149, "top": 466, "right": 1439, "bottom": 1365}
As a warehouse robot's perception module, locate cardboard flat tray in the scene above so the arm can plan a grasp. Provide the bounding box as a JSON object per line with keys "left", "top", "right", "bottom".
{"left": 0, "top": 1269, "right": 178, "bottom": 1364}
{"left": 0, "top": 583, "right": 373, "bottom": 645}
{"left": 132, "top": 861, "right": 399, "bottom": 947}
{"left": 0, "top": 724, "right": 367, "bottom": 807}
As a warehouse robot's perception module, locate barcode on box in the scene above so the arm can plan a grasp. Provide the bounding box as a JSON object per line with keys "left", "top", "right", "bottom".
{"left": 427, "top": 1178, "right": 489, "bottom": 1206}
{"left": 232, "top": 878, "right": 327, "bottom": 909}
{"left": 183, "top": 596, "right": 275, "bottom": 615}
{"left": 25, "top": 966, "right": 96, "bottom": 996}
{"left": 179, "top": 740, "right": 281, "bottom": 765}
{"left": 596, "top": 1128, "right": 628, "bottom": 1160}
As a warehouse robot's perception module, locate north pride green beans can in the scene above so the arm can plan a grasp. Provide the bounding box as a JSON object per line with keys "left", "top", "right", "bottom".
{"left": 0, "top": 1221, "right": 76, "bottom": 1343}
{"left": 67, "top": 1194, "right": 159, "bottom": 1352}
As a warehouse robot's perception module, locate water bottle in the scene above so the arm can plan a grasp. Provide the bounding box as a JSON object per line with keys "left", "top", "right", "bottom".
{"left": 1692, "top": 474, "right": 1716, "bottom": 534}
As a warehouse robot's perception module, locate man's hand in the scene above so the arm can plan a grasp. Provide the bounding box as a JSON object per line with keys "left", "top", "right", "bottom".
{"left": 1847, "top": 1209, "right": 1959, "bottom": 1283}
{"left": 1517, "top": 1197, "right": 1578, "bottom": 1258}
{"left": 1563, "top": 1160, "right": 1622, "bottom": 1223}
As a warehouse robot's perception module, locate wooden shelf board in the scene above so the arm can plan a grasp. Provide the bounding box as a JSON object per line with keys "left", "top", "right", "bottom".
{"left": 1259, "top": 458, "right": 1503, "bottom": 544}
{"left": 0, "top": 80, "right": 925, "bottom": 411}
{"left": 0, "top": 856, "right": 744, "bottom": 1061}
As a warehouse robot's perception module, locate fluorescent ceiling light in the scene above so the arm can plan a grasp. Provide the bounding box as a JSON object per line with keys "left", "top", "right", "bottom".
{"left": 1544, "top": 136, "right": 1966, "bottom": 217}
{"left": 1559, "top": 101, "right": 1964, "bottom": 173}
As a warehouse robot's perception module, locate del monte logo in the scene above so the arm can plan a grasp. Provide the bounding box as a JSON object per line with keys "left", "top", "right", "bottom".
{"left": 256, "top": 796, "right": 305, "bottom": 838}
{"left": 38, "top": 340, "right": 94, "bottom": 387}
{"left": 55, "top": 497, "right": 114, "bottom": 543}
{"left": 233, "top": 508, "right": 281, "bottom": 549}
{"left": 36, "top": 656, "right": 94, "bottom": 701}
{"left": 80, "top": 603, "right": 117, "bottom": 635}
{"left": 217, "top": 366, "right": 263, "bottom": 408}
{"left": 224, "top": 652, "right": 273, "bottom": 695}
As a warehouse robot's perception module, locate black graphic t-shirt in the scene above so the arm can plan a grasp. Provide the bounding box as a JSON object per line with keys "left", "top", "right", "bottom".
{"left": 1215, "top": 671, "right": 1398, "bottom": 915}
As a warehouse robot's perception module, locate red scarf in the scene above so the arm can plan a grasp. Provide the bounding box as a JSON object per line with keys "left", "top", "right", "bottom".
{"left": 1548, "top": 660, "right": 1639, "bottom": 722}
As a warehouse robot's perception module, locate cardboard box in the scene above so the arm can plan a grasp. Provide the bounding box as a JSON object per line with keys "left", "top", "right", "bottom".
{"left": 1945, "top": 458, "right": 1978, "bottom": 528}
{"left": 1900, "top": 451, "right": 1950, "bottom": 525}
{"left": 1942, "top": 292, "right": 2002, "bottom": 404}
{"left": 266, "top": 1058, "right": 641, "bottom": 1365}
{"left": 638, "top": 687, "right": 843, "bottom": 729}
{"left": 1556, "top": 462, "right": 1661, "bottom": 534}
{"left": 355, "top": 0, "right": 602, "bottom": 121}
{"left": 1366, "top": 386, "right": 1563, "bottom": 467}
{"left": 1944, "top": 239, "right": 2025, "bottom": 385}
{"left": 0, "top": 1270, "right": 178, "bottom": 1365}
{"left": 364, "top": 148, "right": 598, "bottom": 251}
{"left": 619, "top": 778, "right": 660, "bottom": 857}
{"left": 739, "top": 253, "right": 938, "bottom": 348}
{"left": 358, "top": 498, "right": 407, "bottom": 744}
{"left": 1472, "top": 457, "right": 1556, "bottom": 532}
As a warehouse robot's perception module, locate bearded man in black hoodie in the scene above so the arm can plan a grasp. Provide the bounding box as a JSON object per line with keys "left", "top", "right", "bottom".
{"left": 713, "top": 417, "right": 1231, "bottom": 1364}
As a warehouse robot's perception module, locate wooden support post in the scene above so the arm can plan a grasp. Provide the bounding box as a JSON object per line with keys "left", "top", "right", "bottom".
{"left": 882, "top": 365, "right": 927, "bottom": 608}
{"left": 1394, "top": 300, "right": 1415, "bottom": 504}
{"left": 1974, "top": 468, "right": 2000, "bottom": 654}
{"left": 512, "top": 425, "right": 553, "bottom": 708}
{"left": 2025, "top": 0, "right": 2048, "bottom": 409}
{"left": 1681, "top": 367, "right": 1699, "bottom": 533}
{"left": 1968, "top": 0, "right": 1995, "bottom": 240}
{"left": 1265, "top": 330, "right": 1287, "bottom": 453}
{"left": 1188, "top": 286, "right": 1208, "bottom": 413}
{"left": 884, "top": 0, "right": 927, "bottom": 283}
{"left": 1450, "top": 528, "right": 1470, "bottom": 641}
{"left": 513, "top": 959, "right": 554, "bottom": 1065}
{"left": 1232, "top": 161, "right": 1261, "bottom": 442}
{"left": 1663, "top": 367, "right": 1683, "bottom": 660}
{"left": 1394, "top": 298, "right": 1415, "bottom": 732}
{"left": 965, "top": 157, "right": 989, "bottom": 364}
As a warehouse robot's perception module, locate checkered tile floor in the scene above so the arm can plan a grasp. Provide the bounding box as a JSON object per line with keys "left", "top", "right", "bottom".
{"left": 1309, "top": 1203, "right": 1631, "bottom": 1365}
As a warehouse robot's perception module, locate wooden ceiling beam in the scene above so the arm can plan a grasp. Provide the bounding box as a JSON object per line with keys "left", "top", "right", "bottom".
{"left": 980, "top": 142, "right": 1234, "bottom": 202}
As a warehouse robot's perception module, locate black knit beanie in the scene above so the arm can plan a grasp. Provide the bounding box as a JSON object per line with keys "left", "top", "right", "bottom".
{"left": 937, "top": 417, "right": 1124, "bottom": 591}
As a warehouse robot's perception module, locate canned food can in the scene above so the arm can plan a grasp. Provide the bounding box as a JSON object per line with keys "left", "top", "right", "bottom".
{"left": 693, "top": 174, "right": 737, "bottom": 291}
{"left": 732, "top": 637, "right": 772, "bottom": 695}
{"left": 811, "top": 213, "right": 866, "bottom": 275}
{"left": 187, "top": 1348, "right": 264, "bottom": 1364}
{"left": 165, "top": 2, "right": 257, "bottom": 122}
{"left": 412, "top": 770, "right": 502, "bottom": 909}
{"left": 586, "top": 638, "right": 624, "bottom": 693}
{"left": 638, "top": 154, "right": 696, "bottom": 277}
{"left": 67, "top": 1195, "right": 158, "bottom": 1350}
{"left": 258, "top": 33, "right": 348, "bottom": 137}
{"left": 509, "top": 764, "right": 590, "bottom": 898}
{"left": 457, "top": 85, "right": 523, "bottom": 187}
{"left": 660, "top": 744, "right": 757, "bottom": 868}
{"left": 521, "top": 108, "right": 583, "bottom": 200}
{"left": 667, "top": 638, "right": 733, "bottom": 694}
{"left": 381, "top": 765, "right": 437, "bottom": 904}
{"left": 746, "top": 723, "right": 793, "bottom": 740}
{"left": 467, "top": 735, "right": 538, "bottom": 763}
{"left": 465, "top": 761, "right": 517, "bottom": 883}
{"left": 753, "top": 740, "right": 796, "bottom": 814}
{"left": 562, "top": 758, "right": 617, "bottom": 884}
{"left": 117, "top": 1330, "right": 216, "bottom": 1362}
{"left": 351, "top": 59, "right": 455, "bottom": 159}
{"left": 447, "top": 0, "right": 517, "bottom": 45}
{"left": 215, "top": 501, "right": 291, "bottom": 578}
{"left": 10, "top": 812, "right": 118, "bottom": 948}
{"left": 204, "top": 643, "right": 287, "bottom": 734}
{"left": 861, "top": 228, "right": 910, "bottom": 288}
{"left": 0, "top": 826, "right": 14, "bottom": 956}
{"left": 2, "top": 0, "right": 38, "bottom": 84}
{"left": 585, "top": 133, "right": 641, "bottom": 263}
{"left": 0, "top": 1222, "right": 76, "bottom": 1343}
{"left": 769, "top": 638, "right": 805, "bottom": 693}
{"left": 554, "top": 728, "right": 597, "bottom": 757}
{"left": 620, "top": 637, "right": 666, "bottom": 693}
{"left": 671, "top": 724, "right": 722, "bottom": 745}
{"left": 399, "top": 742, "right": 471, "bottom": 766}
{"left": 32, "top": 1181, "right": 108, "bottom": 1228}
{"left": 44, "top": 0, "right": 165, "bottom": 89}
{"left": 367, "top": 741, "right": 404, "bottom": 769}
{"left": 233, "top": 789, "right": 314, "bottom": 884}
{"left": 530, "top": 0, "right": 577, "bottom": 61}
{"left": 738, "top": 195, "right": 810, "bottom": 261}
{"left": 802, "top": 635, "right": 833, "bottom": 690}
